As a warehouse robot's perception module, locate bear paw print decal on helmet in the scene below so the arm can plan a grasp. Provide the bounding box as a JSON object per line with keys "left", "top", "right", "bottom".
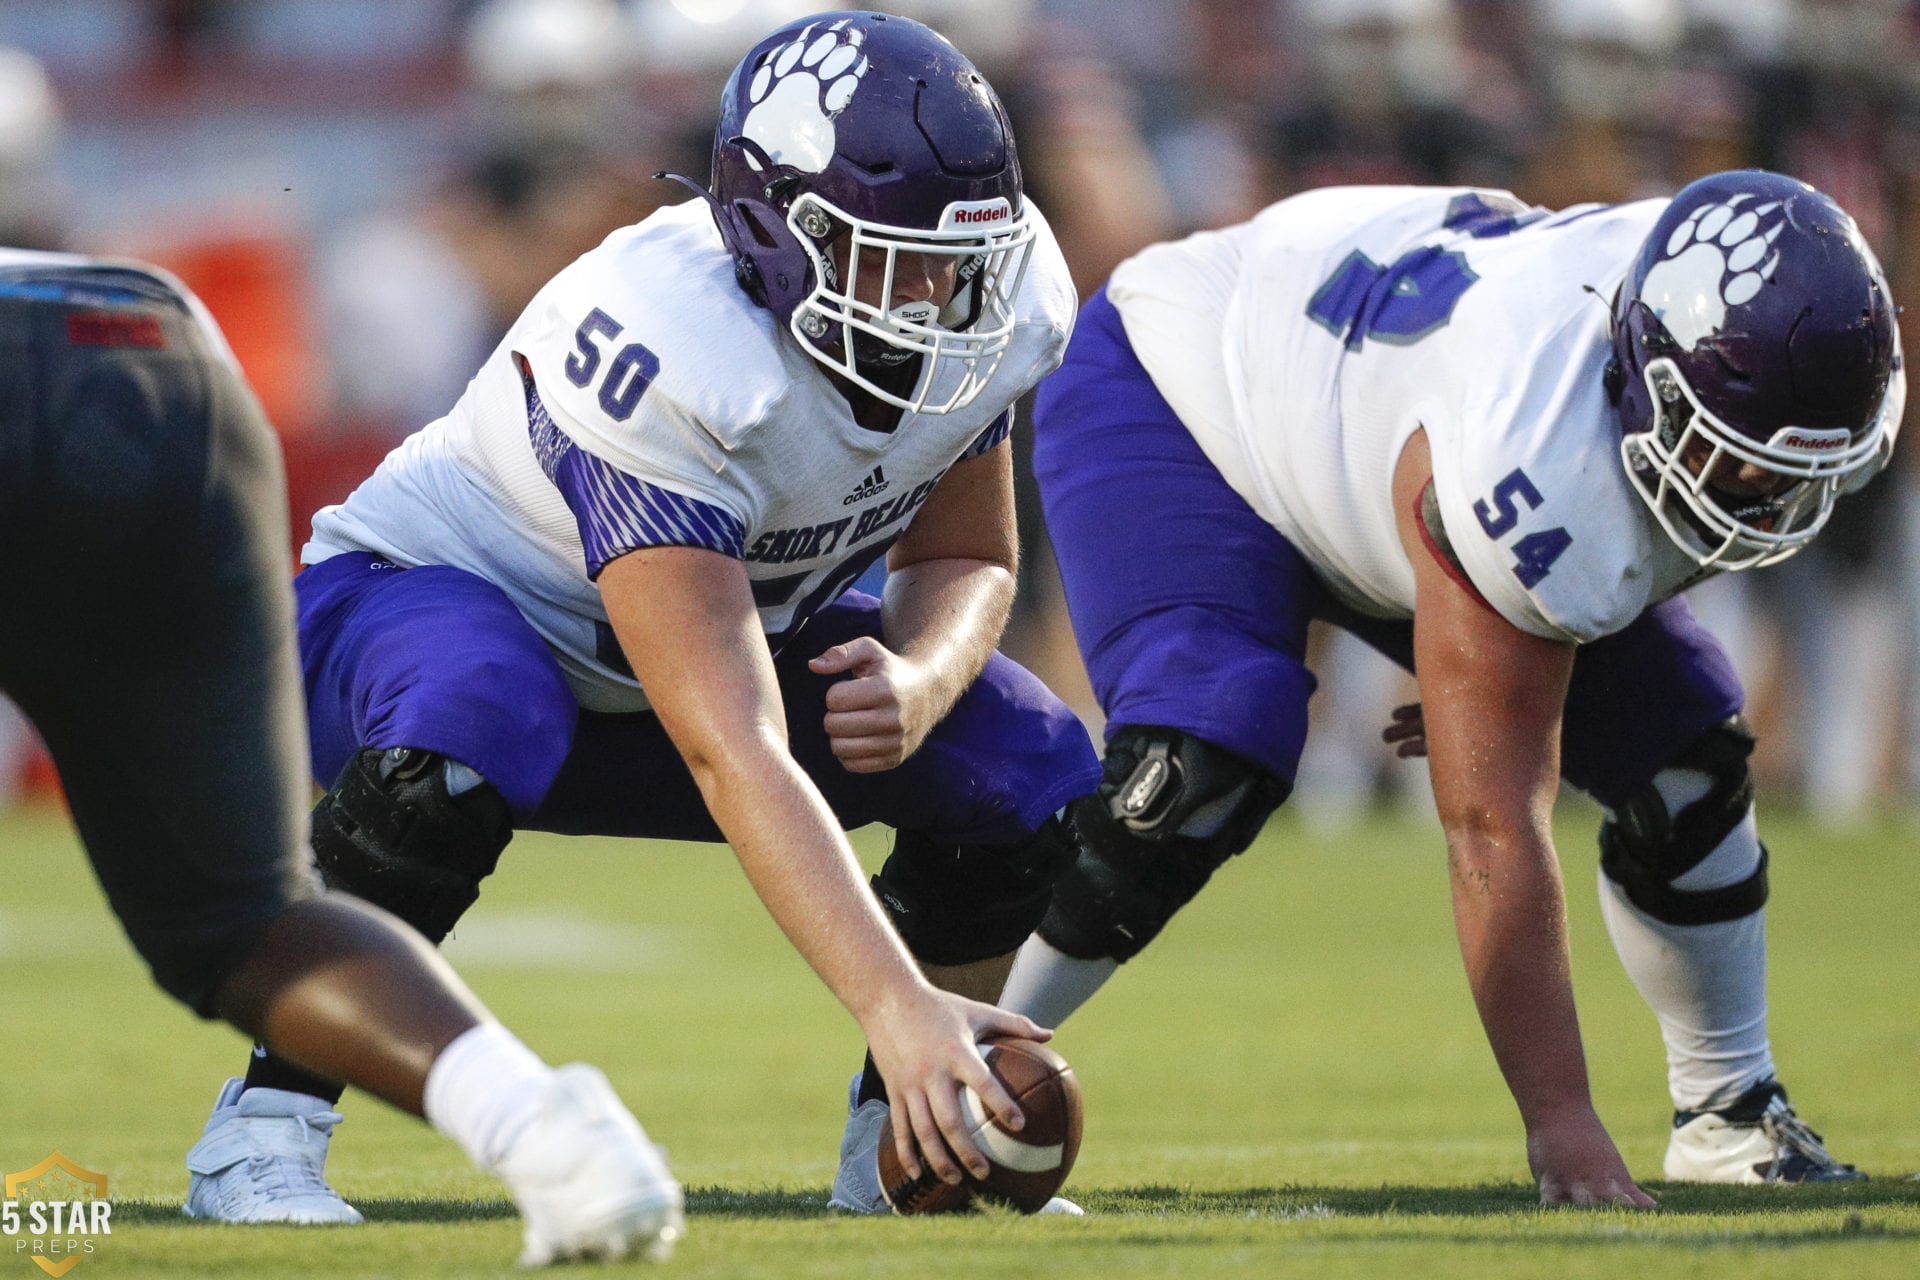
{"left": 741, "top": 19, "right": 870, "bottom": 175}
{"left": 1641, "top": 195, "right": 1785, "bottom": 349}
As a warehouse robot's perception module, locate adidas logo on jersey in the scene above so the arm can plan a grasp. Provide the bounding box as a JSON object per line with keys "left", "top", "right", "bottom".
{"left": 842, "top": 467, "right": 891, "bottom": 505}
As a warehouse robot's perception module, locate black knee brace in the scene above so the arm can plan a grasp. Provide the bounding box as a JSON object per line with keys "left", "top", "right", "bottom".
{"left": 1040, "top": 725, "right": 1288, "bottom": 963}
{"left": 311, "top": 747, "right": 513, "bottom": 944}
{"left": 1599, "top": 715, "right": 1768, "bottom": 925}
{"left": 869, "top": 818, "right": 1076, "bottom": 967}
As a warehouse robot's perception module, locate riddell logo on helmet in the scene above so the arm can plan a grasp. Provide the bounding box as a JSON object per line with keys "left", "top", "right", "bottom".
{"left": 1769, "top": 426, "right": 1852, "bottom": 453}
{"left": 1777, "top": 433, "right": 1849, "bottom": 452}
{"left": 943, "top": 202, "right": 1011, "bottom": 230}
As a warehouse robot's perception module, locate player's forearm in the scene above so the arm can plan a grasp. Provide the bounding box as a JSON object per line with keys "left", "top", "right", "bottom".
{"left": 1443, "top": 822, "right": 1597, "bottom": 1125}
{"left": 880, "top": 557, "right": 1016, "bottom": 717}
{"left": 685, "top": 732, "right": 931, "bottom": 1022}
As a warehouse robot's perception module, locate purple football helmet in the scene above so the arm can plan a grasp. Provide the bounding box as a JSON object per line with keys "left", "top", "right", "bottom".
{"left": 1611, "top": 170, "right": 1904, "bottom": 570}
{"left": 684, "top": 11, "right": 1033, "bottom": 415}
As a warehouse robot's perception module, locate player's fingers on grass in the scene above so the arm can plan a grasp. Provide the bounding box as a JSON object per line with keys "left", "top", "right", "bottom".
{"left": 1540, "top": 1179, "right": 1593, "bottom": 1206}
{"left": 1581, "top": 1180, "right": 1642, "bottom": 1207}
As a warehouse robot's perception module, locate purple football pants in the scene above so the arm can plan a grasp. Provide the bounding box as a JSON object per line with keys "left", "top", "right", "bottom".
{"left": 294, "top": 553, "right": 1098, "bottom": 844}
{"left": 1032, "top": 288, "right": 1744, "bottom": 809}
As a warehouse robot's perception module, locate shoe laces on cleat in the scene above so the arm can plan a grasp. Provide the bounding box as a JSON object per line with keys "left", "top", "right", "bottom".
{"left": 1757, "top": 1098, "right": 1861, "bottom": 1183}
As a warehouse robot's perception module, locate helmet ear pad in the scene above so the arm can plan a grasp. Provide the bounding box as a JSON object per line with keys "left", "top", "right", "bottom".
{"left": 1610, "top": 292, "right": 1698, "bottom": 451}
{"left": 720, "top": 190, "right": 816, "bottom": 319}
{"left": 711, "top": 131, "right": 820, "bottom": 320}
{"left": 654, "top": 163, "right": 818, "bottom": 321}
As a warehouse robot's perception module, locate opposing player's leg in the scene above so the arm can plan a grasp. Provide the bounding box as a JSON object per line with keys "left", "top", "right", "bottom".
{"left": 196, "top": 552, "right": 583, "bottom": 1219}
{"left": 0, "top": 278, "right": 679, "bottom": 1261}
{"left": 1561, "top": 597, "right": 1860, "bottom": 1183}
{"left": 998, "top": 286, "right": 1304, "bottom": 1031}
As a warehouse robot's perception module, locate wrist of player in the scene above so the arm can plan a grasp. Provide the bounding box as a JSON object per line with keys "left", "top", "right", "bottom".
{"left": 846, "top": 964, "right": 942, "bottom": 1033}
{"left": 900, "top": 654, "right": 974, "bottom": 744}
{"left": 1516, "top": 1091, "right": 1604, "bottom": 1135}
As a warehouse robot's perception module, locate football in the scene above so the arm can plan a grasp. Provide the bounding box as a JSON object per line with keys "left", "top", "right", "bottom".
{"left": 876, "top": 1037, "right": 1083, "bottom": 1214}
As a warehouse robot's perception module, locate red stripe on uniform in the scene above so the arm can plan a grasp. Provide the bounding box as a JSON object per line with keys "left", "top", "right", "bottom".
{"left": 66, "top": 313, "right": 167, "bottom": 348}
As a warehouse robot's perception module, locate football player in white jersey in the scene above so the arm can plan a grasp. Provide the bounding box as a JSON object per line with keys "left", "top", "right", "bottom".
{"left": 999, "top": 172, "right": 1903, "bottom": 1202}
{"left": 0, "top": 250, "right": 681, "bottom": 1264}
{"left": 186, "top": 12, "right": 1099, "bottom": 1223}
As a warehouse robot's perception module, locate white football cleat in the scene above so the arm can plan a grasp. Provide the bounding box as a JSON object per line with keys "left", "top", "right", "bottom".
{"left": 1665, "top": 1079, "right": 1865, "bottom": 1184}
{"left": 826, "top": 1072, "right": 1084, "bottom": 1216}
{"left": 827, "top": 1074, "right": 892, "bottom": 1213}
{"left": 183, "top": 1078, "right": 364, "bottom": 1224}
{"left": 496, "top": 1064, "right": 684, "bottom": 1267}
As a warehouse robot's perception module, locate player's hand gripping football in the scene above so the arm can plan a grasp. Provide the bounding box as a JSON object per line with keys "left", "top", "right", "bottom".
{"left": 811, "top": 636, "right": 944, "bottom": 772}
{"left": 1527, "top": 1104, "right": 1658, "bottom": 1207}
{"left": 862, "top": 986, "right": 1051, "bottom": 1185}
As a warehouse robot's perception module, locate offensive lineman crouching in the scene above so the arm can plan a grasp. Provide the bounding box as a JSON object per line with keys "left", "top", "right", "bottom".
{"left": 184, "top": 10, "right": 1099, "bottom": 1224}
{"left": 1000, "top": 173, "right": 1903, "bottom": 1200}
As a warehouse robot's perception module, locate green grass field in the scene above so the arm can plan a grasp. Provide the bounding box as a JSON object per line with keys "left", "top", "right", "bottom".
{"left": 1, "top": 798, "right": 1915, "bottom": 1278}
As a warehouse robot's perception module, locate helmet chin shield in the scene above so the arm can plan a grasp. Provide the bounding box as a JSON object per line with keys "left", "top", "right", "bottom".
{"left": 787, "top": 191, "right": 1035, "bottom": 414}
{"left": 1620, "top": 355, "right": 1892, "bottom": 570}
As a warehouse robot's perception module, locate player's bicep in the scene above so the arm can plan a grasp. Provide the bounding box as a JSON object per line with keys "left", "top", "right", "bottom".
{"left": 1411, "top": 541, "right": 1574, "bottom": 824}
{"left": 1395, "top": 430, "right": 1573, "bottom": 831}
{"left": 888, "top": 423, "right": 1016, "bottom": 572}
{"left": 597, "top": 547, "right": 785, "bottom": 765}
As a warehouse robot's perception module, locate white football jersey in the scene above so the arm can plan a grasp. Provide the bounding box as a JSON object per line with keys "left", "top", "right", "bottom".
{"left": 1109, "top": 186, "right": 1704, "bottom": 644}
{"left": 308, "top": 198, "right": 1076, "bottom": 711}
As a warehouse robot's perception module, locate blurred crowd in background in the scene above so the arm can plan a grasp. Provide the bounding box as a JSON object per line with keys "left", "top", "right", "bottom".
{"left": 1, "top": 0, "right": 1917, "bottom": 822}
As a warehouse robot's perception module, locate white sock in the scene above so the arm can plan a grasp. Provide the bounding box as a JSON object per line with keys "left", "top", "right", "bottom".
{"left": 999, "top": 935, "right": 1118, "bottom": 1028}
{"left": 423, "top": 1022, "right": 554, "bottom": 1170}
{"left": 1595, "top": 798, "right": 1774, "bottom": 1111}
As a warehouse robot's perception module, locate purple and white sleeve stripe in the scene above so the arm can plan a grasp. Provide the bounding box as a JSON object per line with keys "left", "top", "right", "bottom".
{"left": 960, "top": 409, "right": 1013, "bottom": 460}
{"left": 518, "top": 355, "right": 745, "bottom": 576}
